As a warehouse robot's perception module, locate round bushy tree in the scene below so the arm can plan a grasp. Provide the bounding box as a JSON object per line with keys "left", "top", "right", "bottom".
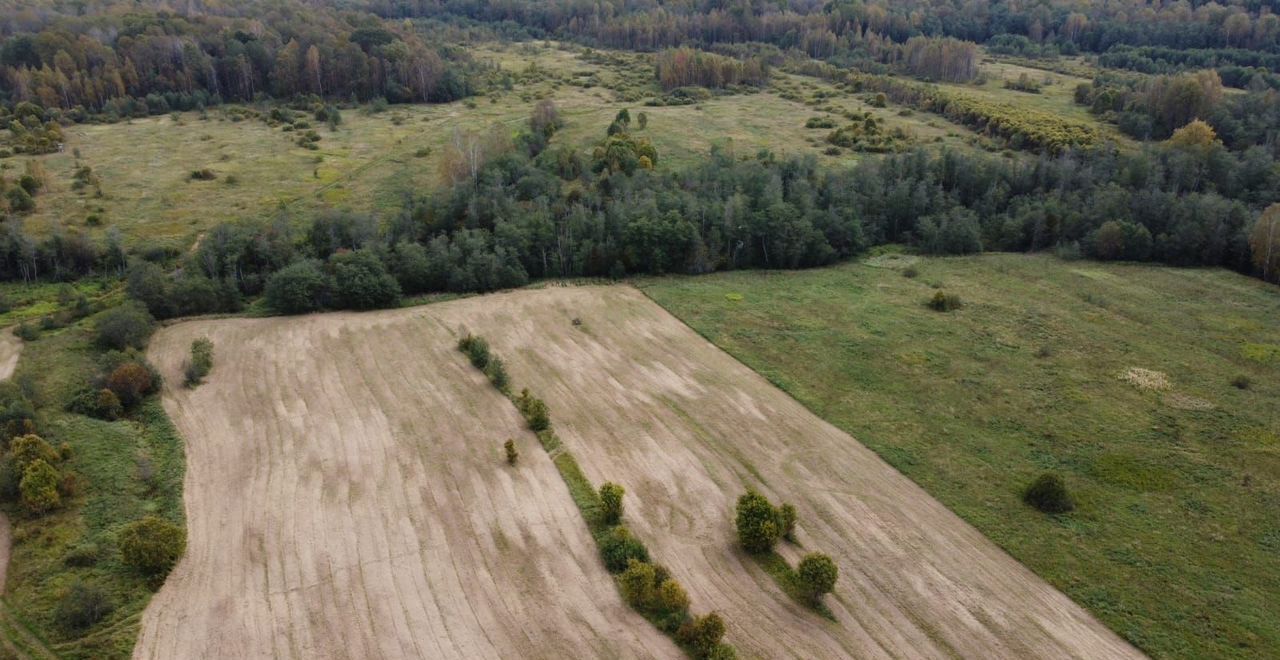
{"left": 329, "top": 249, "right": 401, "bottom": 310}
{"left": 735, "top": 490, "right": 780, "bottom": 553}
{"left": 600, "top": 525, "right": 649, "bottom": 573}
{"left": 1023, "top": 473, "right": 1075, "bottom": 513}
{"left": 264, "top": 259, "right": 330, "bottom": 314}
{"left": 95, "top": 302, "right": 156, "bottom": 350}
{"left": 677, "top": 612, "right": 726, "bottom": 658}
{"left": 106, "top": 362, "right": 154, "bottom": 408}
{"left": 8, "top": 433, "right": 58, "bottom": 472}
{"left": 600, "top": 482, "right": 625, "bottom": 525}
{"left": 119, "top": 515, "right": 185, "bottom": 579}
{"left": 19, "top": 459, "right": 60, "bottom": 513}
{"left": 797, "top": 552, "right": 838, "bottom": 601}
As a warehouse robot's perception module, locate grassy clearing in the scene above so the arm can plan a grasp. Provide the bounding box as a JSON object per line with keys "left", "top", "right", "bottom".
{"left": 7, "top": 40, "right": 996, "bottom": 252}
{"left": 641, "top": 253, "right": 1280, "bottom": 659}
{"left": 1, "top": 315, "right": 184, "bottom": 659}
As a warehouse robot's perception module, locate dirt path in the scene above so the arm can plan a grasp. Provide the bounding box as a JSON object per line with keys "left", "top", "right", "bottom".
{"left": 425, "top": 286, "right": 1145, "bottom": 660}
{"left": 0, "top": 328, "right": 22, "bottom": 382}
{"left": 0, "top": 327, "right": 21, "bottom": 595}
{"left": 138, "top": 312, "right": 677, "bottom": 659}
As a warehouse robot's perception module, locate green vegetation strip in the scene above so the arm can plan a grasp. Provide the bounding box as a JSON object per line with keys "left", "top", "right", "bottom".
{"left": 457, "top": 333, "right": 737, "bottom": 659}
{"left": 1, "top": 300, "right": 185, "bottom": 659}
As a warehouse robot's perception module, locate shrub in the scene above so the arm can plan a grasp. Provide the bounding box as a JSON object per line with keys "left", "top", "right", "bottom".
{"left": 459, "top": 334, "right": 491, "bottom": 369}
{"left": 778, "top": 503, "right": 797, "bottom": 542}
{"left": 927, "top": 291, "right": 962, "bottom": 312}
{"left": 329, "top": 249, "right": 401, "bottom": 310}
{"left": 19, "top": 459, "right": 61, "bottom": 513}
{"left": 15, "top": 322, "right": 39, "bottom": 341}
{"left": 68, "top": 388, "right": 123, "bottom": 420}
{"left": 189, "top": 168, "right": 217, "bottom": 181}
{"left": 515, "top": 388, "right": 551, "bottom": 432}
{"left": 656, "top": 576, "right": 690, "bottom": 617}
{"left": 600, "top": 525, "right": 649, "bottom": 572}
{"left": 264, "top": 259, "right": 330, "bottom": 314}
{"left": 95, "top": 302, "right": 156, "bottom": 350}
{"left": 504, "top": 439, "right": 518, "bottom": 465}
{"left": 1023, "top": 473, "right": 1074, "bottom": 513}
{"left": 483, "top": 356, "right": 509, "bottom": 392}
{"left": 184, "top": 338, "right": 214, "bottom": 387}
{"left": 677, "top": 612, "right": 727, "bottom": 658}
{"left": 54, "top": 581, "right": 113, "bottom": 631}
{"left": 1231, "top": 375, "right": 1252, "bottom": 390}
{"left": 618, "top": 558, "right": 658, "bottom": 609}
{"left": 63, "top": 542, "right": 101, "bottom": 567}
{"left": 8, "top": 434, "right": 58, "bottom": 472}
{"left": 902, "top": 265, "right": 919, "bottom": 278}
{"left": 106, "top": 362, "right": 154, "bottom": 408}
{"left": 796, "top": 552, "right": 839, "bottom": 601}
{"left": 735, "top": 490, "right": 780, "bottom": 553}
{"left": 119, "top": 516, "right": 185, "bottom": 580}
{"left": 600, "top": 482, "right": 625, "bottom": 525}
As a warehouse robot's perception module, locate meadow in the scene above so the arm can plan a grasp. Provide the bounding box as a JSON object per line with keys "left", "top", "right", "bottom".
{"left": 3, "top": 41, "right": 1040, "bottom": 252}
{"left": 642, "top": 253, "right": 1280, "bottom": 659}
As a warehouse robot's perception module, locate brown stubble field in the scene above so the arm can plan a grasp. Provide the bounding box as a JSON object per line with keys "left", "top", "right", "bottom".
{"left": 146, "top": 285, "right": 1143, "bottom": 659}
{"left": 140, "top": 310, "right": 676, "bottom": 659}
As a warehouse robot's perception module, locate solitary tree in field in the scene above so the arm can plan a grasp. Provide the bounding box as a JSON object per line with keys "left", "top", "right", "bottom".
{"left": 600, "top": 482, "right": 625, "bottom": 524}
{"left": 797, "top": 553, "right": 838, "bottom": 602}
{"left": 119, "top": 516, "right": 185, "bottom": 580}
{"left": 735, "top": 490, "right": 780, "bottom": 553}
{"left": 504, "top": 439, "right": 518, "bottom": 466}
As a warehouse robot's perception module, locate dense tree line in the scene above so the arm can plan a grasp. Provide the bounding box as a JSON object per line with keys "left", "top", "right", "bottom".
{"left": 1076, "top": 70, "right": 1280, "bottom": 154}
{"left": 101, "top": 111, "right": 1274, "bottom": 317}
{"left": 0, "top": 0, "right": 475, "bottom": 117}
{"left": 1098, "top": 44, "right": 1280, "bottom": 89}
{"left": 357, "top": 0, "right": 1280, "bottom": 60}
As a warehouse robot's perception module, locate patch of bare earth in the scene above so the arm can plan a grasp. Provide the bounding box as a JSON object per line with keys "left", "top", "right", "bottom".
{"left": 138, "top": 311, "right": 676, "bottom": 659}
{"left": 430, "top": 285, "right": 1144, "bottom": 659}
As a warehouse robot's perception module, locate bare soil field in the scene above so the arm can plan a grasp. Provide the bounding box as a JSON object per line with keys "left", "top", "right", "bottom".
{"left": 426, "top": 286, "right": 1144, "bottom": 659}
{"left": 143, "top": 286, "right": 1141, "bottom": 659}
{"left": 139, "top": 311, "right": 676, "bottom": 659}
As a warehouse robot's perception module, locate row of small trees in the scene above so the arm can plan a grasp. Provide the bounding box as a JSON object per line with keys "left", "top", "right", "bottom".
{"left": 458, "top": 334, "right": 736, "bottom": 659}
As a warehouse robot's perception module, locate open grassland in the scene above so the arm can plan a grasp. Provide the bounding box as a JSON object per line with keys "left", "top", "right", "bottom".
{"left": 6, "top": 41, "right": 988, "bottom": 252}
{"left": 642, "top": 254, "right": 1280, "bottom": 659}
{"left": 426, "top": 286, "right": 1138, "bottom": 659}
{"left": 140, "top": 311, "right": 675, "bottom": 659}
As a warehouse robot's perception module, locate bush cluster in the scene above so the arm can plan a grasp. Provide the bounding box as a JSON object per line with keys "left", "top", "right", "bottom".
{"left": 928, "top": 291, "right": 963, "bottom": 312}
{"left": 184, "top": 338, "right": 214, "bottom": 387}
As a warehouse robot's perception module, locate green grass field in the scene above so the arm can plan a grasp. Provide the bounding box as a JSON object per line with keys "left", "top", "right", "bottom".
{"left": 641, "top": 253, "right": 1280, "bottom": 659}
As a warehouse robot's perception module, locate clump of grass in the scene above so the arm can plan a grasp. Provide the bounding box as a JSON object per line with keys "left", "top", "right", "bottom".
{"left": 927, "top": 290, "right": 962, "bottom": 312}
